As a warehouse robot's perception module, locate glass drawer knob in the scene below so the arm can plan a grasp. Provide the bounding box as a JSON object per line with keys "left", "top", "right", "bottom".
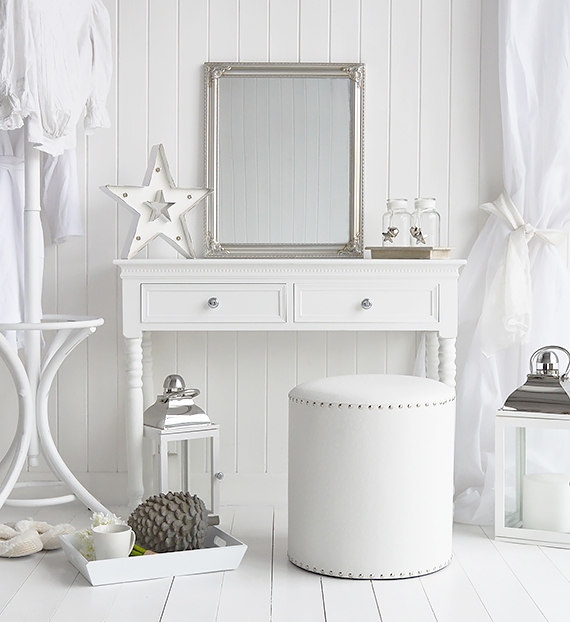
{"left": 208, "top": 297, "right": 219, "bottom": 309}
{"left": 361, "top": 298, "right": 372, "bottom": 310}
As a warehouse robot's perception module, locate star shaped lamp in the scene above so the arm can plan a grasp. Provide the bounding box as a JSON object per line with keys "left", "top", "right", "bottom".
{"left": 101, "top": 144, "right": 212, "bottom": 259}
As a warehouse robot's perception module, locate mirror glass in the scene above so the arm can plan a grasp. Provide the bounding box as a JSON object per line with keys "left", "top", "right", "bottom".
{"left": 205, "top": 63, "right": 364, "bottom": 258}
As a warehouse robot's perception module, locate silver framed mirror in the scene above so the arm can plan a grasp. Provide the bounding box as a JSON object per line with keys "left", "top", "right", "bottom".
{"left": 204, "top": 62, "right": 364, "bottom": 258}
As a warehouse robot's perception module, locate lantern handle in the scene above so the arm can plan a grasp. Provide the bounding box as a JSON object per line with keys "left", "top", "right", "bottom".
{"left": 529, "top": 345, "right": 570, "bottom": 379}
{"left": 162, "top": 387, "right": 200, "bottom": 400}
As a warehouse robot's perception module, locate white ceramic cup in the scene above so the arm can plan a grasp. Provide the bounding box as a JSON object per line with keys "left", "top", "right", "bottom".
{"left": 92, "top": 524, "right": 136, "bottom": 560}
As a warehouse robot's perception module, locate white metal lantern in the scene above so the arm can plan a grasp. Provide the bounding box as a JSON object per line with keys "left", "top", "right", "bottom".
{"left": 143, "top": 375, "right": 223, "bottom": 515}
{"left": 495, "top": 346, "right": 570, "bottom": 547}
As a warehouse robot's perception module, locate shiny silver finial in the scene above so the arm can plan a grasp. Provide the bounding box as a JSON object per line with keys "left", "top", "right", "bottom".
{"left": 163, "top": 374, "right": 186, "bottom": 394}
{"left": 534, "top": 350, "right": 560, "bottom": 376}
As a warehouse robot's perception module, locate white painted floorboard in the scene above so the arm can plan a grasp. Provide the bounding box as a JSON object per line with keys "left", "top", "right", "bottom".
{"left": 1, "top": 501, "right": 570, "bottom": 621}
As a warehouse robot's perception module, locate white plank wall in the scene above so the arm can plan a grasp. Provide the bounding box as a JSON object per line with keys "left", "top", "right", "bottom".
{"left": 0, "top": 0, "right": 501, "bottom": 503}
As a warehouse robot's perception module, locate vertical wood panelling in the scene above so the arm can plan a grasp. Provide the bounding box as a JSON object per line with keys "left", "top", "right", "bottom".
{"left": 330, "top": 0, "right": 360, "bottom": 62}
{"left": 448, "top": 0, "right": 482, "bottom": 256}
{"left": 236, "top": 332, "right": 267, "bottom": 472}
{"left": 356, "top": 332, "right": 388, "bottom": 374}
{"left": 240, "top": 0, "right": 269, "bottom": 61}
{"left": 326, "top": 332, "right": 357, "bottom": 377}
{"left": 206, "top": 332, "right": 238, "bottom": 473}
{"left": 148, "top": 0, "right": 179, "bottom": 153}
{"left": 266, "top": 332, "right": 296, "bottom": 474}
{"left": 209, "top": 0, "right": 239, "bottom": 62}
{"left": 0, "top": 0, "right": 501, "bottom": 493}
{"left": 386, "top": 332, "right": 419, "bottom": 375}
{"left": 388, "top": 0, "right": 421, "bottom": 198}
{"left": 478, "top": 0, "right": 502, "bottom": 235}
{"left": 419, "top": 0, "right": 451, "bottom": 245}
{"left": 297, "top": 333, "right": 327, "bottom": 384}
{"left": 269, "top": 0, "right": 299, "bottom": 62}
{"left": 116, "top": 0, "right": 148, "bottom": 191}
{"left": 299, "top": 0, "right": 330, "bottom": 62}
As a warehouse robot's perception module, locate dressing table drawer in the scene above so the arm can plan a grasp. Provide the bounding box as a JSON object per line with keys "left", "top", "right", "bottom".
{"left": 141, "top": 283, "right": 286, "bottom": 324}
{"left": 293, "top": 282, "right": 439, "bottom": 324}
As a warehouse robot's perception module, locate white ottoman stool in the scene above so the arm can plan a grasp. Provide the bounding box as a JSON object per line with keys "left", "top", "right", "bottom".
{"left": 288, "top": 374, "right": 455, "bottom": 579}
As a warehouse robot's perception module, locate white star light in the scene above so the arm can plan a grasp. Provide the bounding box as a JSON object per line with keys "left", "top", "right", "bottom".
{"left": 101, "top": 144, "right": 212, "bottom": 259}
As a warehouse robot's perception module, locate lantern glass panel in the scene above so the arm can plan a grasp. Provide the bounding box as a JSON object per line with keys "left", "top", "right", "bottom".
{"left": 504, "top": 424, "right": 570, "bottom": 533}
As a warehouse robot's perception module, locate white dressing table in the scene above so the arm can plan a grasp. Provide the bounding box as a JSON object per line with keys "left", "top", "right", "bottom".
{"left": 116, "top": 258, "right": 465, "bottom": 507}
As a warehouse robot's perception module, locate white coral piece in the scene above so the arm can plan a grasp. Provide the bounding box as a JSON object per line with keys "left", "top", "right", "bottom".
{"left": 40, "top": 524, "right": 75, "bottom": 550}
{"left": 0, "top": 518, "right": 76, "bottom": 557}
{"left": 0, "top": 529, "right": 43, "bottom": 558}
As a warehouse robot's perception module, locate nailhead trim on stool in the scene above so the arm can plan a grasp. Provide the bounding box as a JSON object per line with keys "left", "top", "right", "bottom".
{"left": 289, "top": 396, "right": 456, "bottom": 409}
{"left": 287, "top": 374, "right": 456, "bottom": 580}
{"left": 286, "top": 554, "right": 454, "bottom": 579}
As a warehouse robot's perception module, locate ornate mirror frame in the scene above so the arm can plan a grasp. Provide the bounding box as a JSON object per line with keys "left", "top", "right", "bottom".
{"left": 204, "top": 62, "right": 365, "bottom": 258}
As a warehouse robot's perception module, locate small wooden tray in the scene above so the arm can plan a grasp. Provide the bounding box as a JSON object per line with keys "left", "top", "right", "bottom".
{"left": 60, "top": 526, "right": 247, "bottom": 586}
{"left": 366, "top": 246, "right": 452, "bottom": 260}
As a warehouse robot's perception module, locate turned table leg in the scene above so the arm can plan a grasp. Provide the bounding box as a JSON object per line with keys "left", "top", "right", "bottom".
{"left": 142, "top": 332, "right": 155, "bottom": 410}
{"left": 425, "top": 332, "right": 440, "bottom": 381}
{"left": 125, "top": 336, "right": 145, "bottom": 509}
{"left": 438, "top": 336, "right": 456, "bottom": 388}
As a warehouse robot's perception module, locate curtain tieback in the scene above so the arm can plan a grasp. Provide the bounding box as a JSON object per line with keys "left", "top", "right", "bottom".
{"left": 478, "top": 192, "right": 565, "bottom": 356}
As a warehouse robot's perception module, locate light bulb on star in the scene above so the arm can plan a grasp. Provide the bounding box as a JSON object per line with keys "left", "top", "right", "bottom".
{"left": 100, "top": 144, "right": 212, "bottom": 258}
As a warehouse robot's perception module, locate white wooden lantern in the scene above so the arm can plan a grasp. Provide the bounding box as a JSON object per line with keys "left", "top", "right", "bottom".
{"left": 495, "top": 346, "right": 570, "bottom": 547}
{"left": 143, "top": 375, "right": 223, "bottom": 515}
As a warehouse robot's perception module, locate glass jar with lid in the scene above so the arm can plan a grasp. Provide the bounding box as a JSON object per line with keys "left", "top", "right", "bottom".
{"left": 411, "top": 198, "right": 441, "bottom": 247}
{"left": 382, "top": 199, "right": 411, "bottom": 246}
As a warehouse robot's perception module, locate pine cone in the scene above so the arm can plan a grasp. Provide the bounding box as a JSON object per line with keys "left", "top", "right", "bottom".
{"left": 127, "top": 492, "right": 209, "bottom": 553}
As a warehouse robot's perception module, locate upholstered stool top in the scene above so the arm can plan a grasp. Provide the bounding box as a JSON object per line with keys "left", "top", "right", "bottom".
{"left": 289, "top": 374, "right": 454, "bottom": 410}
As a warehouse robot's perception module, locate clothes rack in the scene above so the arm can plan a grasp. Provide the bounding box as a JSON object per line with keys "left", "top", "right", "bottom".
{"left": 0, "top": 121, "right": 108, "bottom": 512}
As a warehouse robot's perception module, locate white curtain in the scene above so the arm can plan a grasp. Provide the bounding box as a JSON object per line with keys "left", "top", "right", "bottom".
{"left": 454, "top": 0, "right": 570, "bottom": 524}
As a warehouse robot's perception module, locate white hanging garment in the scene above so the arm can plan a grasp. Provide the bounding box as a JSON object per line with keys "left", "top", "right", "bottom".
{"left": 0, "top": 0, "right": 112, "bottom": 341}
{"left": 0, "top": 0, "right": 112, "bottom": 155}
{"left": 0, "top": 127, "right": 83, "bottom": 346}
{"left": 454, "top": 0, "right": 570, "bottom": 524}
{"left": 0, "top": 130, "right": 25, "bottom": 332}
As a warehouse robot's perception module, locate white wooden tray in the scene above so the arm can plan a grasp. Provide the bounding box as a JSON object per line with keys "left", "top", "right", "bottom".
{"left": 59, "top": 526, "right": 247, "bottom": 586}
